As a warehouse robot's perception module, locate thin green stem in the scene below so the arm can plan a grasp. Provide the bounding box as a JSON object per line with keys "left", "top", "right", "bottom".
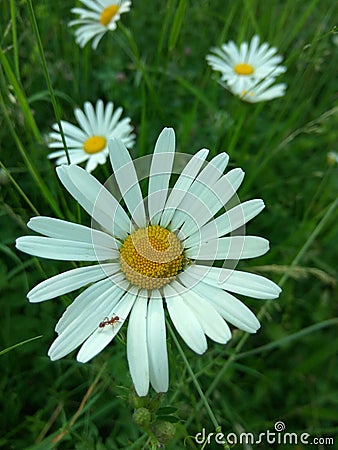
{"left": 235, "top": 318, "right": 338, "bottom": 361}
{"left": 0, "top": 161, "right": 40, "bottom": 216}
{"left": 10, "top": 0, "right": 20, "bottom": 80}
{"left": 0, "top": 335, "right": 43, "bottom": 356}
{"left": 0, "top": 46, "right": 41, "bottom": 144}
{"left": 26, "top": 0, "right": 70, "bottom": 164}
{"left": 166, "top": 319, "right": 220, "bottom": 430}
{"left": 117, "top": 23, "right": 163, "bottom": 119}
{"left": 0, "top": 89, "right": 63, "bottom": 218}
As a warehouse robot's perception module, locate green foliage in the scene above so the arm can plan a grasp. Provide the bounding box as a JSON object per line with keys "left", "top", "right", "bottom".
{"left": 0, "top": 0, "right": 337, "bottom": 449}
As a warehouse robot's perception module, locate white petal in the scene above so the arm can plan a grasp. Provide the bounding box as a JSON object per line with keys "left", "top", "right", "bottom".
{"left": 170, "top": 153, "right": 229, "bottom": 230}
{"left": 148, "top": 128, "right": 175, "bottom": 225}
{"left": 74, "top": 105, "right": 94, "bottom": 135}
{"left": 184, "top": 199, "right": 265, "bottom": 248}
{"left": 16, "top": 236, "right": 117, "bottom": 261}
{"left": 27, "top": 216, "right": 118, "bottom": 249}
{"left": 174, "top": 282, "right": 231, "bottom": 343}
{"left": 108, "top": 138, "right": 146, "bottom": 228}
{"left": 84, "top": 101, "right": 98, "bottom": 131}
{"left": 179, "top": 274, "right": 260, "bottom": 333}
{"left": 56, "top": 164, "right": 133, "bottom": 238}
{"left": 76, "top": 289, "right": 137, "bottom": 363}
{"left": 147, "top": 291, "right": 169, "bottom": 393}
{"left": 186, "top": 236, "right": 269, "bottom": 260}
{"left": 185, "top": 265, "right": 282, "bottom": 299}
{"left": 160, "top": 149, "right": 209, "bottom": 228}
{"left": 164, "top": 284, "right": 207, "bottom": 354}
{"left": 54, "top": 153, "right": 89, "bottom": 166}
{"left": 110, "top": 287, "right": 138, "bottom": 322}
{"left": 50, "top": 281, "right": 126, "bottom": 361}
{"left": 49, "top": 278, "right": 115, "bottom": 359}
{"left": 127, "top": 291, "right": 149, "bottom": 396}
{"left": 95, "top": 99, "right": 105, "bottom": 132}
{"left": 28, "top": 262, "right": 120, "bottom": 302}
{"left": 179, "top": 168, "right": 245, "bottom": 237}
{"left": 85, "top": 155, "right": 101, "bottom": 173}
{"left": 55, "top": 274, "right": 126, "bottom": 334}
{"left": 50, "top": 120, "right": 87, "bottom": 142}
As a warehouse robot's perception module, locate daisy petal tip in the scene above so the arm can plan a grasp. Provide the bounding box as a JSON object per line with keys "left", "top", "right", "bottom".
{"left": 76, "top": 353, "right": 89, "bottom": 364}
{"left": 26, "top": 217, "right": 38, "bottom": 230}
{"left": 47, "top": 350, "right": 59, "bottom": 362}
{"left": 56, "top": 165, "right": 68, "bottom": 177}
{"left": 275, "top": 285, "right": 282, "bottom": 297}
{"left": 162, "top": 126, "right": 175, "bottom": 136}
{"left": 135, "top": 385, "right": 150, "bottom": 397}
{"left": 15, "top": 236, "right": 25, "bottom": 251}
{"left": 26, "top": 289, "right": 37, "bottom": 303}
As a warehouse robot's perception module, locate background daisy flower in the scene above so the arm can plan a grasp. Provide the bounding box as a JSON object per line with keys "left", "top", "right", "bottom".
{"left": 206, "top": 35, "right": 286, "bottom": 99}
{"left": 16, "top": 128, "right": 281, "bottom": 396}
{"left": 48, "top": 99, "right": 135, "bottom": 173}
{"left": 69, "top": 0, "right": 132, "bottom": 49}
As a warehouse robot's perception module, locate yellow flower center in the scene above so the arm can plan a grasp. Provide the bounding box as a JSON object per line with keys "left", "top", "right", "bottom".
{"left": 83, "top": 136, "right": 107, "bottom": 154}
{"left": 234, "top": 63, "right": 254, "bottom": 75}
{"left": 100, "top": 5, "right": 119, "bottom": 26}
{"left": 120, "top": 225, "right": 184, "bottom": 289}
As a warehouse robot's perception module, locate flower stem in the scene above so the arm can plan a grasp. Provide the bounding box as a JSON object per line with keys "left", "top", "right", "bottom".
{"left": 166, "top": 319, "right": 220, "bottom": 431}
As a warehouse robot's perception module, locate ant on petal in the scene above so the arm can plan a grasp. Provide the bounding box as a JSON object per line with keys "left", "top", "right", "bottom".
{"left": 98, "top": 315, "right": 122, "bottom": 329}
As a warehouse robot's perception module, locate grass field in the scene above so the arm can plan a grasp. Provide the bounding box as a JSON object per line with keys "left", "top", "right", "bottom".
{"left": 0, "top": 1, "right": 337, "bottom": 449}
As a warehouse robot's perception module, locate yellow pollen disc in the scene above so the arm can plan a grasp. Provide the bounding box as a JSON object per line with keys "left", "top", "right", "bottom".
{"left": 120, "top": 225, "right": 185, "bottom": 289}
{"left": 100, "top": 5, "right": 119, "bottom": 26}
{"left": 83, "top": 136, "right": 107, "bottom": 154}
{"left": 234, "top": 63, "right": 254, "bottom": 75}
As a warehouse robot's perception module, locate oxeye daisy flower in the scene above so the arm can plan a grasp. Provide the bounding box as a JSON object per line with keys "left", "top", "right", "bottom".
{"left": 48, "top": 99, "right": 135, "bottom": 173}
{"left": 69, "top": 0, "right": 132, "bottom": 49}
{"left": 206, "top": 35, "right": 286, "bottom": 99}
{"left": 16, "top": 128, "right": 281, "bottom": 396}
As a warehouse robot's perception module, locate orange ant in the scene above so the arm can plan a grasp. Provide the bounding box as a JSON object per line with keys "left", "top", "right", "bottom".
{"left": 98, "top": 315, "right": 121, "bottom": 329}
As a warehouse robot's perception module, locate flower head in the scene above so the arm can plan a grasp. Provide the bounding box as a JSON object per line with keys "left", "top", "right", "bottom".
{"left": 69, "top": 0, "right": 132, "bottom": 49}
{"left": 16, "top": 128, "right": 281, "bottom": 396}
{"left": 207, "top": 35, "right": 287, "bottom": 101}
{"left": 48, "top": 99, "right": 135, "bottom": 173}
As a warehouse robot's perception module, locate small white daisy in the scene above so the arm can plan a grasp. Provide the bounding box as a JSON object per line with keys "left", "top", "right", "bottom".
{"left": 230, "top": 77, "right": 287, "bottom": 103}
{"left": 48, "top": 99, "right": 135, "bottom": 173}
{"left": 206, "top": 35, "right": 286, "bottom": 98}
{"left": 69, "top": 0, "right": 132, "bottom": 49}
{"left": 16, "top": 128, "right": 281, "bottom": 396}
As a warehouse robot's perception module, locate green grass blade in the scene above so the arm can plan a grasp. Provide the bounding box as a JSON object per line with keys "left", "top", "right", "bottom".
{"left": 26, "top": 0, "right": 70, "bottom": 164}
{"left": 0, "top": 46, "right": 41, "bottom": 143}
{"left": 168, "top": 0, "right": 188, "bottom": 52}
{"left": 9, "top": 0, "right": 20, "bottom": 80}
{"left": 0, "top": 335, "right": 43, "bottom": 356}
{"left": 0, "top": 88, "right": 64, "bottom": 218}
